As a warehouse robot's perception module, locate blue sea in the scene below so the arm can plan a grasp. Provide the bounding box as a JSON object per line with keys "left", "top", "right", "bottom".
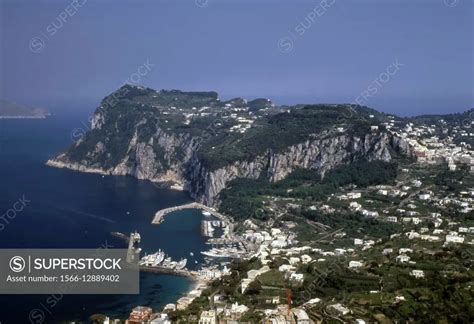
{"left": 0, "top": 112, "right": 209, "bottom": 323}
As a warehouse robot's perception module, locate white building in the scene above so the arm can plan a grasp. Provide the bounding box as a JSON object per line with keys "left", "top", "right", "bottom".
{"left": 406, "top": 231, "right": 421, "bottom": 239}
{"left": 445, "top": 234, "right": 465, "bottom": 244}
{"left": 382, "top": 248, "right": 393, "bottom": 255}
{"left": 348, "top": 261, "right": 363, "bottom": 269}
{"left": 396, "top": 255, "right": 410, "bottom": 263}
{"left": 289, "top": 273, "right": 304, "bottom": 285}
{"left": 354, "top": 238, "right": 364, "bottom": 246}
{"left": 410, "top": 270, "right": 425, "bottom": 278}
{"left": 328, "top": 303, "right": 350, "bottom": 316}
{"left": 420, "top": 235, "right": 440, "bottom": 242}
{"left": 301, "top": 254, "right": 312, "bottom": 264}
{"left": 271, "top": 239, "right": 288, "bottom": 248}
{"left": 292, "top": 308, "right": 311, "bottom": 324}
{"left": 199, "top": 310, "right": 217, "bottom": 324}
{"left": 278, "top": 264, "right": 295, "bottom": 273}
{"left": 350, "top": 202, "right": 362, "bottom": 210}
{"left": 289, "top": 257, "right": 301, "bottom": 265}
{"left": 419, "top": 193, "right": 431, "bottom": 200}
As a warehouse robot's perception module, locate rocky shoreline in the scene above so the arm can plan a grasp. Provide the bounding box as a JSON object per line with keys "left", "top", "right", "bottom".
{"left": 46, "top": 158, "right": 186, "bottom": 191}
{"left": 46, "top": 158, "right": 110, "bottom": 175}
{"left": 48, "top": 131, "right": 411, "bottom": 208}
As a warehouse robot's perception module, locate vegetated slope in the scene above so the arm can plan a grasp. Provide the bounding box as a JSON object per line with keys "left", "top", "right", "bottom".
{"left": 49, "top": 85, "right": 411, "bottom": 206}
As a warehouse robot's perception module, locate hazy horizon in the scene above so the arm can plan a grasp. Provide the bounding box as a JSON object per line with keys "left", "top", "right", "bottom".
{"left": 1, "top": 0, "right": 472, "bottom": 117}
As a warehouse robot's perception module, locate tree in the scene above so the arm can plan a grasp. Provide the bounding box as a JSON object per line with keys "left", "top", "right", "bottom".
{"left": 245, "top": 280, "right": 262, "bottom": 295}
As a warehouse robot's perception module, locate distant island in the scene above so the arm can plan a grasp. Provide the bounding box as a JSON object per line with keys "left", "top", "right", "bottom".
{"left": 0, "top": 99, "right": 49, "bottom": 119}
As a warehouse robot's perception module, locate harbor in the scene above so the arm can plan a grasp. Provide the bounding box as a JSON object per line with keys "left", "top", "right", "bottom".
{"left": 116, "top": 201, "right": 252, "bottom": 282}
{"left": 119, "top": 228, "right": 233, "bottom": 286}
{"left": 151, "top": 202, "right": 252, "bottom": 253}
{"left": 119, "top": 202, "right": 249, "bottom": 281}
{"left": 118, "top": 231, "right": 194, "bottom": 276}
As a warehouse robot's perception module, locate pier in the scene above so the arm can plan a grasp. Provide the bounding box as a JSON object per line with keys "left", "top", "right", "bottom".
{"left": 139, "top": 265, "right": 198, "bottom": 279}
{"left": 152, "top": 202, "right": 231, "bottom": 224}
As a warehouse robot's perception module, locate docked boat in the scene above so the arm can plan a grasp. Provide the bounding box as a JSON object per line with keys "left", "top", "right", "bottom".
{"left": 176, "top": 258, "right": 187, "bottom": 270}
{"left": 201, "top": 246, "right": 245, "bottom": 258}
{"left": 201, "top": 248, "right": 231, "bottom": 258}
{"left": 162, "top": 257, "right": 173, "bottom": 268}
{"left": 139, "top": 250, "right": 165, "bottom": 266}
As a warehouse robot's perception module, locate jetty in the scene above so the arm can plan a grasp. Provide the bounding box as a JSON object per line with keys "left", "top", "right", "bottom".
{"left": 152, "top": 202, "right": 230, "bottom": 224}
{"left": 139, "top": 265, "right": 198, "bottom": 279}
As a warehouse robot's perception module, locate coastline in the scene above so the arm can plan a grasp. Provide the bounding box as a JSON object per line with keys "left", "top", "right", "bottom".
{"left": 46, "top": 158, "right": 111, "bottom": 175}
{"left": 46, "top": 158, "right": 185, "bottom": 191}
{"left": 0, "top": 115, "right": 47, "bottom": 119}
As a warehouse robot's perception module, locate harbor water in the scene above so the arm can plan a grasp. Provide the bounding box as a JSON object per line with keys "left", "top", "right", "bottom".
{"left": 0, "top": 112, "right": 209, "bottom": 323}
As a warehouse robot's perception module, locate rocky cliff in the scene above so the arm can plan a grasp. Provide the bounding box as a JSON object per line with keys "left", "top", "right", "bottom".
{"left": 49, "top": 127, "right": 410, "bottom": 206}
{"left": 47, "top": 85, "right": 412, "bottom": 207}
{"left": 186, "top": 131, "right": 410, "bottom": 205}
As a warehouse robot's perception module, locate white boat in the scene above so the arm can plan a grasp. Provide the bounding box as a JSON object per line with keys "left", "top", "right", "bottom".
{"left": 154, "top": 250, "right": 165, "bottom": 265}
{"left": 176, "top": 258, "right": 187, "bottom": 270}
{"left": 162, "top": 257, "right": 173, "bottom": 268}
{"left": 169, "top": 261, "right": 177, "bottom": 269}
{"left": 201, "top": 248, "right": 231, "bottom": 258}
{"left": 139, "top": 249, "right": 165, "bottom": 266}
{"left": 202, "top": 211, "right": 212, "bottom": 216}
{"left": 139, "top": 254, "right": 154, "bottom": 266}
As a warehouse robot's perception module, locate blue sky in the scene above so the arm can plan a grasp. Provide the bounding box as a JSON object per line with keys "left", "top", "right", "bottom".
{"left": 0, "top": 0, "right": 472, "bottom": 116}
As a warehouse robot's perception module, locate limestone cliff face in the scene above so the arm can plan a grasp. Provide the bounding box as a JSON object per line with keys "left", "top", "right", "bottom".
{"left": 186, "top": 131, "right": 411, "bottom": 205}
{"left": 49, "top": 118, "right": 199, "bottom": 185}
{"left": 49, "top": 125, "right": 411, "bottom": 206}
{"left": 49, "top": 122, "right": 412, "bottom": 207}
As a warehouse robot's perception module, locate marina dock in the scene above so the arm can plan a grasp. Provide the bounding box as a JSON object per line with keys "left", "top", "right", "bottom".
{"left": 139, "top": 265, "right": 198, "bottom": 279}
{"left": 152, "top": 202, "right": 231, "bottom": 224}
